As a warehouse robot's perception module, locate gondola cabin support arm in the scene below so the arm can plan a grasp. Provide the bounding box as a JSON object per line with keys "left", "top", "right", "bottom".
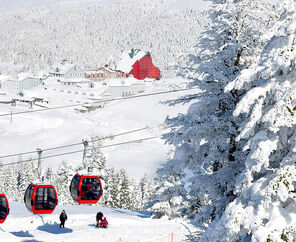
{"left": 82, "top": 140, "right": 89, "bottom": 170}
{"left": 37, "top": 148, "right": 43, "bottom": 181}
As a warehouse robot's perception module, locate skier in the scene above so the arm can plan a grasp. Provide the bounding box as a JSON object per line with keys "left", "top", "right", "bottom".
{"left": 96, "top": 212, "right": 108, "bottom": 228}
{"left": 59, "top": 210, "right": 68, "bottom": 228}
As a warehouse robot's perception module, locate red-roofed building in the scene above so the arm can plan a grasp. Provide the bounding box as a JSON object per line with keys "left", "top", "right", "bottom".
{"left": 117, "top": 49, "right": 161, "bottom": 80}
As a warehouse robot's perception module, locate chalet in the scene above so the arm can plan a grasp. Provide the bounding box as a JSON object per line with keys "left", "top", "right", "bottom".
{"left": 49, "top": 60, "right": 84, "bottom": 79}
{"left": 85, "top": 65, "right": 126, "bottom": 81}
{"left": 116, "top": 49, "right": 161, "bottom": 80}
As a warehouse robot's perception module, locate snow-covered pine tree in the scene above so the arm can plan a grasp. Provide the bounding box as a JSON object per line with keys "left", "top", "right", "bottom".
{"left": 15, "top": 159, "right": 37, "bottom": 202}
{"left": 139, "top": 173, "right": 155, "bottom": 209}
{"left": 0, "top": 164, "right": 18, "bottom": 201}
{"left": 106, "top": 168, "right": 120, "bottom": 208}
{"left": 130, "top": 179, "right": 142, "bottom": 211}
{"left": 118, "top": 169, "right": 132, "bottom": 210}
{"left": 203, "top": 1, "right": 296, "bottom": 241}
{"left": 100, "top": 167, "right": 118, "bottom": 207}
{"left": 53, "top": 160, "right": 74, "bottom": 205}
{"left": 150, "top": 0, "right": 282, "bottom": 236}
{"left": 84, "top": 135, "right": 106, "bottom": 174}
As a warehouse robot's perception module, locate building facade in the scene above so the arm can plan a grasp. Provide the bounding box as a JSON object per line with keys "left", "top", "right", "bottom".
{"left": 85, "top": 65, "right": 126, "bottom": 81}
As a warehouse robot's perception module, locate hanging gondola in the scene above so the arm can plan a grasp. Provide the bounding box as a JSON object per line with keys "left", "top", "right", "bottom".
{"left": 0, "top": 194, "right": 9, "bottom": 223}
{"left": 70, "top": 174, "right": 103, "bottom": 204}
{"left": 23, "top": 149, "right": 58, "bottom": 214}
{"left": 24, "top": 184, "right": 58, "bottom": 214}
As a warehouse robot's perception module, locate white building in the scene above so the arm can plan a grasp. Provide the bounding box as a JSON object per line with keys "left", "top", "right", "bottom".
{"left": 19, "top": 77, "right": 43, "bottom": 91}
{"left": 99, "top": 79, "right": 145, "bottom": 99}
{"left": 49, "top": 60, "right": 84, "bottom": 79}
{"left": 0, "top": 74, "right": 43, "bottom": 91}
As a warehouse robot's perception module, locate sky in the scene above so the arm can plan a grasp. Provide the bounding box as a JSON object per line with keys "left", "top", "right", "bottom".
{"left": 0, "top": 0, "right": 210, "bottom": 12}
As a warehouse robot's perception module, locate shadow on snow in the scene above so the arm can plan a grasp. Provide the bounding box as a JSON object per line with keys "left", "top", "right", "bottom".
{"left": 11, "top": 230, "right": 34, "bottom": 237}
{"left": 21, "top": 240, "right": 43, "bottom": 242}
{"left": 37, "top": 222, "right": 73, "bottom": 234}
{"left": 111, "top": 208, "right": 151, "bottom": 218}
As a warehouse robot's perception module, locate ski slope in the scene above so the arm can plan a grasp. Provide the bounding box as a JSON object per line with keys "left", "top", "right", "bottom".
{"left": 0, "top": 79, "right": 197, "bottom": 180}
{"left": 0, "top": 202, "right": 195, "bottom": 241}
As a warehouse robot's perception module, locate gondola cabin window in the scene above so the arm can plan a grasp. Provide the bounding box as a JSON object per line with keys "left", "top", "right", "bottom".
{"left": 0, "top": 194, "right": 9, "bottom": 223}
{"left": 35, "top": 187, "right": 56, "bottom": 211}
{"left": 70, "top": 175, "right": 81, "bottom": 199}
{"left": 24, "top": 185, "right": 34, "bottom": 210}
{"left": 81, "top": 177, "right": 101, "bottom": 201}
{"left": 0, "top": 196, "right": 7, "bottom": 220}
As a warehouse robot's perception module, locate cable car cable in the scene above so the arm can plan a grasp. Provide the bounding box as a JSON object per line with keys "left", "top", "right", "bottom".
{"left": 1, "top": 136, "right": 159, "bottom": 167}
{"left": 0, "top": 125, "right": 165, "bottom": 160}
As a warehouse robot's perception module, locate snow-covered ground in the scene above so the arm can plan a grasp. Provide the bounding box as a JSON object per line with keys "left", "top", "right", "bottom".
{"left": 0, "top": 202, "right": 197, "bottom": 241}
{"left": 0, "top": 78, "right": 196, "bottom": 180}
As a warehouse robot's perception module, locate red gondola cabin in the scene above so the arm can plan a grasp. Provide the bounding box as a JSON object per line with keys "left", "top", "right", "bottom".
{"left": 0, "top": 194, "right": 9, "bottom": 223}
{"left": 24, "top": 184, "right": 58, "bottom": 214}
{"left": 70, "top": 174, "right": 103, "bottom": 204}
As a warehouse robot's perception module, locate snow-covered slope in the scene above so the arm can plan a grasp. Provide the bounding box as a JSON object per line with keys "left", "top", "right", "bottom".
{"left": 0, "top": 202, "right": 194, "bottom": 241}
{"left": 0, "top": 78, "right": 196, "bottom": 180}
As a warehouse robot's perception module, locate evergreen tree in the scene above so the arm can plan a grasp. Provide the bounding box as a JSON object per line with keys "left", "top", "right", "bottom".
{"left": 84, "top": 135, "right": 106, "bottom": 174}
{"left": 15, "top": 159, "right": 37, "bottom": 202}
{"left": 108, "top": 168, "right": 120, "bottom": 208}
{"left": 149, "top": 0, "right": 296, "bottom": 241}
{"left": 130, "top": 179, "right": 142, "bottom": 211}
{"left": 53, "top": 160, "right": 74, "bottom": 205}
{"left": 118, "top": 169, "right": 131, "bottom": 210}
{"left": 140, "top": 173, "right": 155, "bottom": 209}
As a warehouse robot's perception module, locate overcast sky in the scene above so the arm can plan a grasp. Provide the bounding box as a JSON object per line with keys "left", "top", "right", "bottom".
{"left": 0, "top": 0, "right": 210, "bottom": 12}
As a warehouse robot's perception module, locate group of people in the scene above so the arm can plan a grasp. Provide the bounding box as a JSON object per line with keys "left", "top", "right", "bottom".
{"left": 59, "top": 210, "right": 109, "bottom": 228}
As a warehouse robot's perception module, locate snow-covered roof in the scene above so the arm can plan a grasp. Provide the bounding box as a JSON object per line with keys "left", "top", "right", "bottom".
{"left": 108, "top": 77, "right": 144, "bottom": 87}
{"left": 58, "top": 78, "right": 91, "bottom": 83}
{"left": 98, "top": 66, "right": 118, "bottom": 73}
{"left": 85, "top": 70, "right": 104, "bottom": 75}
{"left": 116, "top": 49, "right": 147, "bottom": 73}
{"left": 49, "top": 61, "right": 80, "bottom": 75}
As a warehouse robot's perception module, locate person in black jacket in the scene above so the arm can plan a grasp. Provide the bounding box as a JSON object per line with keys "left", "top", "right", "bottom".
{"left": 59, "top": 210, "right": 67, "bottom": 228}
